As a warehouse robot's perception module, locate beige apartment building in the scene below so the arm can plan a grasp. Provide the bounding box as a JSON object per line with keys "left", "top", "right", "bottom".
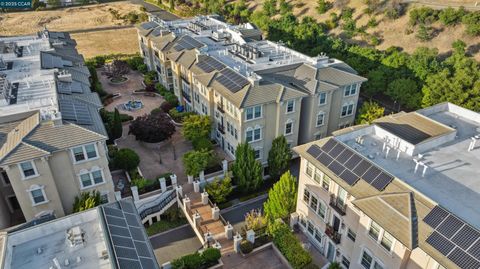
{"left": 0, "top": 30, "right": 114, "bottom": 229}
{"left": 293, "top": 102, "right": 480, "bottom": 269}
{"left": 137, "top": 16, "right": 366, "bottom": 164}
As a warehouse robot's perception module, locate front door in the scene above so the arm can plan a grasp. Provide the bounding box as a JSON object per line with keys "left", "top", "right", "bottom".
{"left": 333, "top": 215, "right": 341, "bottom": 232}
{"left": 8, "top": 196, "right": 20, "bottom": 212}
{"left": 326, "top": 241, "right": 335, "bottom": 261}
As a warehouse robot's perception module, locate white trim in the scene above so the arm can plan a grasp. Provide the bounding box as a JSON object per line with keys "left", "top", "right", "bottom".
{"left": 316, "top": 111, "right": 326, "bottom": 127}
{"left": 27, "top": 185, "right": 49, "bottom": 206}
{"left": 71, "top": 143, "right": 100, "bottom": 164}
{"left": 245, "top": 105, "right": 262, "bottom": 121}
{"left": 18, "top": 160, "right": 39, "bottom": 180}
{"left": 285, "top": 99, "right": 295, "bottom": 114}
{"left": 359, "top": 247, "right": 385, "bottom": 269}
{"left": 318, "top": 92, "right": 327, "bottom": 106}
{"left": 341, "top": 103, "right": 355, "bottom": 118}
{"left": 284, "top": 120, "right": 293, "bottom": 136}
{"left": 78, "top": 168, "right": 106, "bottom": 190}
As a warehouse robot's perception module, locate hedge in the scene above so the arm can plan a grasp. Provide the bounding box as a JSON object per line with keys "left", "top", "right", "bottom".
{"left": 271, "top": 222, "right": 312, "bottom": 269}
{"left": 171, "top": 248, "right": 220, "bottom": 269}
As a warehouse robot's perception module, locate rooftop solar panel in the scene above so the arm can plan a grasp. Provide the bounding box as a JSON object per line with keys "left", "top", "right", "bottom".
{"left": 328, "top": 160, "right": 345, "bottom": 175}
{"left": 468, "top": 240, "right": 480, "bottom": 259}
{"left": 329, "top": 143, "right": 346, "bottom": 159}
{"left": 306, "top": 145, "right": 322, "bottom": 159}
{"left": 426, "top": 231, "right": 455, "bottom": 256}
{"left": 339, "top": 169, "right": 359, "bottom": 185}
{"left": 423, "top": 206, "right": 450, "bottom": 229}
{"left": 197, "top": 57, "right": 225, "bottom": 73}
{"left": 362, "top": 166, "right": 382, "bottom": 184}
{"left": 336, "top": 149, "right": 354, "bottom": 164}
{"left": 317, "top": 152, "right": 334, "bottom": 167}
{"left": 451, "top": 225, "right": 480, "bottom": 250}
{"left": 447, "top": 247, "right": 480, "bottom": 269}
{"left": 322, "top": 139, "right": 337, "bottom": 153}
{"left": 352, "top": 160, "right": 371, "bottom": 178}
{"left": 437, "top": 215, "right": 465, "bottom": 239}
{"left": 216, "top": 68, "right": 249, "bottom": 93}
{"left": 370, "top": 172, "right": 394, "bottom": 191}
{"left": 112, "top": 235, "right": 135, "bottom": 248}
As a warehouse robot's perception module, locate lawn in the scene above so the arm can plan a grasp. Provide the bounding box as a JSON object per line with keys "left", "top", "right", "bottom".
{"left": 71, "top": 28, "right": 139, "bottom": 58}
{"left": 146, "top": 218, "right": 188, "bottom": 236}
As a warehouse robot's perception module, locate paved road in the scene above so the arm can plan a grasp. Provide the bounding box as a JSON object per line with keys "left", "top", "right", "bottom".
{"left": 221, "top": 195, "right": 268, "bottom": 224}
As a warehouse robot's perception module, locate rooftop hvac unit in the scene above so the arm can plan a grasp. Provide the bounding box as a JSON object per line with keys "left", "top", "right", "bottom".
{"left": 66, "top": 226, "right": 85, "bottom": 247}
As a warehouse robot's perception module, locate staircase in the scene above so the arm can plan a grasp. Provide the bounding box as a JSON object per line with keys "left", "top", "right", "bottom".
{"left": 135, "top": 189, "right": 177, "bottom": 224}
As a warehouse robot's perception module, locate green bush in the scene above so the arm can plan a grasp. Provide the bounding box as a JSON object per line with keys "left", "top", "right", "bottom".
{"left": 240, "top": 240, "right": 253, "bottom": 254}
{"left": 126, "top": 56, "right": 144, "bottom": 70}
{"left": 168, "top": 108, "right": 194, "bottom": 123}
{"left": 113, "top": 148, "right": 140, "bottom": 171}
{"left": 462, "top": 11, "right": 480, "bottom": 36}
{"left": 138, "top": 64, "right": 148, "bottom": 74}
{"left": 131, "top": 178, "right": 150, "bottom": 190}
{"left": 201, "top": 248, "right": 221, "bottom": 265}
{"left": 155, "top": 83, "right": 168, "bottom": 96}
{"left": 271, "top": 222, "right": 312, "bottom": 269}
{"left": 192, "top": 137, "right": 213, "bottom": 151}
{"left": 439, "top": 7, "right": 465, "bottom": 26}
{"left": 164, "top": 92, "right": 179, "bottom": 106}
{"left": 409, "top": 7, "right": 439, "bottom": 25}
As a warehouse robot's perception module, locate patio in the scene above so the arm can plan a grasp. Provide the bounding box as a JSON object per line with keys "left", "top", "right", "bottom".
{"left": 295, "top": 231, "right": 329, "bottom": 268}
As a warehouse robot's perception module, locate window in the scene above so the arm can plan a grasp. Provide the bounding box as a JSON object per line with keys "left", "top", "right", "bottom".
{"left": 1, "top": 171, "right": 10, "bottom": 186}
{"left": 29, "top": 186, "right": 47, "bottom": 205}
{"left": 285, "top": 121, "right": 293, "bottom": 135}
{"left": 79, "top": 169, "right": 105, "bottom": 189}
{"left": 254, "top": 149, "right": 261, "bottom": 160}
{"left": 246, "top": 126, "right": 262, "bottom": 143}
{"left": 319, "top": 92, "right": 327, "bottom": 105}
{"left": 310, "top": 196, "right": 318, "bottom": 212}
{"left": 72, "top": 144, "right": 98, "bottom": 163}
{"left": 369, "top": 221, "right": 381, "bottom": 240}
{"left": 303, "top": 189, "right": 310, "bottom": 203}
{"left": 305, "top": 161, "right": 313, "bottom": 177}
{"left": 361, "top": 251, "right": 373, "bottom": 269}
{"left": 344, "top": 84, "right": 357, "bottom": 97}
{"left": 347, "top": 228, "right": 357, "bottom": 242}
{"left": 380, "top": 231, "right": 394, "bottom": 251}
{"left": 314, "top": 227, "right": 323, "bottom": 243}
{"left": 342, "top": 256, "right": 351, "bottom": 269}
{"left": 317, "top": 201, "right": 326, "bottom": 219}
{"left": 286, "top": 100, "right": 295, "bottom": 113}
{"left": 20, "top": 161, "right": 38, "bottom": 179}
{"left": 322, "top": 175, "right": 331, "bottom": 191}
{"left": 307, "top": 220, "right": 315, "bottom": 235}
{"left": 100, "top": 193, "right": 109, "bottom": 204}
{"left": 314, "top": 169, "right": 322, "bottom": 183}
{"left": 341, "top": 104, "right": 354, "bottom": 117}
{"left": 316, "top": 112, "right": 325, "bottom": 127}
{"left": 246, "top": 105, "right": 262, "bottom": 120}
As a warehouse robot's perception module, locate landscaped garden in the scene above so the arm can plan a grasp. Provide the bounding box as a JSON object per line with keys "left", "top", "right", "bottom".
{"left": 146, "top": 207, "right": 187, "bottom": 236}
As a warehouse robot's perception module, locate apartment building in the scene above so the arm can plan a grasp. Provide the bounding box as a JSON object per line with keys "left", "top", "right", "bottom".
{"left": 0, "top": 198, "right": 159, "bottom": 269}
{"left": 136, "top": 16, "right": 366, "bottom": 164}
{"left": 293, "top": 102, "right": 480, "bottom": 269}
{"left": 0, "top": 30, "right": 114, "bottom": 229}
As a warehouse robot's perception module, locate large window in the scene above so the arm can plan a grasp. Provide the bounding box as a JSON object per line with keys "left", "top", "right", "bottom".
{"left": 305, "top": 161, "right": 314, "bottom": 177}
{"left": 319, "top": 92, "right": 327, "bottom": 105}
{"left": 369, "top": 220, "right": 395, "bottom": 252}
{"left": 254, "top": 148, "right": 262, "bottom": 160}
{"left": 344, "top": 84, "right": 358, "bottom": 97}
{"left": 317, "top": 200, "right": 326, "bottom": 219}
{"left": 322, "top": 175, "right": 331, "bottom": 191}
{"left": 347, "top": 228, "right": 357, "bottom": 242}
{"left": 19, "top": 161, "right": 38, "bottom": 179}
{"left": 246, "top": 127, "right": 262, "bottom": 143}
{"left": 369, "top": 221, "right": 381, "bottom": 240}
{"left": 245, "top": 105, "right": 262, "bottom": 120}
{"left": 310, "top": 196, "right": 318, "bottom": 212}
{"left": 72, "top": 144, "right": 98, "bottom": 163}
{"left": 286, "top": 100, "right": 295, "bottom": 113}
{"left": 361, "top": 250, "right": 384, "bottom": 269}
{"left": 285, "top": 121, "right": 293, "bottom": 135}
{"left": 79, "top": 169, "right": 105, "bottom": 189}
{"left": 316, "top": 112, "right": 325, "bottom": 127}
{"left": 29, "top": 186, "right": 47, "bottom": 206}
{"left": 303, "top": 189, "right": 310, "bottom": 203}
{"left": 341, "top": 104, "right": 354, "bottom": 117}
{"left": 342, "top": 256, "right": 351, "bottom": 269}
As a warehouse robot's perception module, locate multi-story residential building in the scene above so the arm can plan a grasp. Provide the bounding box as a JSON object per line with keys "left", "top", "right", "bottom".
{"left": 136, "top": 16, "right": 366, "bottom": 165}
{"left": 293, "top": 102, "right": 480, "bottom": 269}
{"left": 0, "top": 198, "right": 159, "bottom": 269}
{"left": 0, "top": 30, "right": 114, "bottom": 229}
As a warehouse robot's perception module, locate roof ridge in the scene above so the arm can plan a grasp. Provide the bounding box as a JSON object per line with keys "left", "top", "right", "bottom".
{"left": 64, "top": 122, "right": 107, "bottom": 140}
{"left": 21, "top": 141, "right": 51, "bottom": 155}
{"left": 0, "top": 112, "right": 40, "bottom": 163}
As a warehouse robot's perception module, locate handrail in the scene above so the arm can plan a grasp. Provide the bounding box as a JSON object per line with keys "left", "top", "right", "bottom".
{"left": 138, "top": 190, "right": 177, "bottom": 219}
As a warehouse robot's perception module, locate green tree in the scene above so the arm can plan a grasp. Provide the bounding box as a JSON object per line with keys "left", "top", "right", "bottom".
{"left": 232, "top": 143, "right": 263, "bottom": 193}
{"left": 263, "top": 0, "right": 277, "bottom": 17}
{"left": 182, "top": 115, "right": 211, "bottom": 141}
{"left": 73, "top": 191, "right": 101, "bottom": 212}
{"left": 278, "top": 0, "right": 292, "bottom": 15}
{"left": 244, "top": 209, "right": 267, "bottom": 231}
{"left": 263, "top": 171, "right": 297, "bottom": 222}
{"left": 316, "top": 0, "right": 331, "bottom": 14}
{"left": 438, "top": 7, "right": 465, "bottom": 26}
{"left": 111, "top": 108, "right": 123, "bottom": 140}
{"left": 387, "top": 78, "right": 422, "bottom": 110}
{"left": 462, "top": 11, "right": 480, "bottom": 36}
{"left": 204, "top": 176, "right": 233, "bottom": 204}
{"left": 182, "top": 149, "right": 213, "bottom": 176}
{"left": 416, "top": 24, "right": 432, "bottom": 41}
{"left": 328, "top": 262, "right": 342, "bottom": 269}
{"left": 355, "top": 101, "right": 385, "bottom": 124}
{"left": 113, "top": 148, "right": 140, "bottom": 171}
{"left": 267, "top": 136, "right": 292, "bottom": 180}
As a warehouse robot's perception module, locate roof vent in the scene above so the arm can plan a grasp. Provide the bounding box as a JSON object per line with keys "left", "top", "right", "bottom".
{"left": 66, "top": 226, "right": 85, "bottom": 247}
{"left": 314, "top": 52, "right": 329, "bottom": 67}
{"left": 57, "top": 70, "right": 72, "bottom": 83}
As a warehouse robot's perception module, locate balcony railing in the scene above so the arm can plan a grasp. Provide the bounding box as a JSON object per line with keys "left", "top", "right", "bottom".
{"left": 217, "top": 124, "right": 225, "bottom": 135}
{"left": 325, "top": 224, "right": 341, "bottom": 244}
{"left": 183, "top": 93, "right": 192, "bottom": 103}
{"left": 329, "top": 194, "right": 347, "bottom": 216}
{"left": 217, "top": 104, "right": 225, "bottom": 113}
{"left": 138, "top": 190, "right": 177, "bottom": 219}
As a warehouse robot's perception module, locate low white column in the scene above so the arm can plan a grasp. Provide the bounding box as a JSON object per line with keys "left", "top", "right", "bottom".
{"left": 246, "top": 229, "right": 255, "bottom": 244}
{"left": 171, "top": 174, "right": 177, "bottom": 187}
{"left": 176, "top": 185, "right": 183, "bottom": 197}
{"left": 222, "top": 159, "right": 228, "bottom": 175}
{"left": 159, "top": 177, "right": 167, "bottom": 193}
{"left": 131, "top": 186, "right": 139, "bottom": 201}
{"left": 199, "top": 170, "right": 205, "bottom": 182}
{"left": 204, "top": 231, "right": 213, "bottom": 243}
{"left": 290, "top": 212, "right": 299, "bottom": 229}
{"left": 201, "top": 191, "right": 209, "bottom": 205}
{"left": 233, "top": 234, "right": 243, "bottom": 253}
{"left": 225, "top": 223, "right": 233, "bottom": 240}
{"left": 193, "top": 212, "right": 201, "bottom": 227}
{"left": 188, "top": 175, "right": 194, "bottom": 184}
{"left": 194, "top": 181, "right": 200, "bottom": 193}
{"left": 183, "top": 197, "right": 191, "bottom": 211}
{"left": 114, "top": 191, "right": 122, "bottom": 201}
{"left": 212, "top": 205, "right": 220, "bottom": 220}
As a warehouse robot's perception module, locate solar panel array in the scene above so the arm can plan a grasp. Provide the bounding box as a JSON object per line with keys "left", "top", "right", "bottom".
{"left": 196, "top": 57, "right": 225, "bottom": 73}
{"left": 423, "top": 205, "right": 480, "bottom": 269}
{"left": 58, "top": 99, "right": 92, "bottom": 125}
{"left": 173, "top": 36, "right": 203, "bottom": 51}
{"left": 103, "top": 200, "right": 159, "bottom": 269}
{"left": 141, "top": 21, "right": 158, "bottom": 30}
{"left": 216, "top": 68, "right": 250, "bottom": 92}
{"left": 306, "top": 139, "right": 394, "bottom": 191}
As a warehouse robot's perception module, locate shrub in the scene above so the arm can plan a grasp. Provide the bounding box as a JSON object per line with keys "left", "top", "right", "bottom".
{"left": 271, "top": 222, "right": 312, "bottom": 269}
{"left": 205, "top": 176, "right": 233, "bottom": 204}
{"left": 370, "top": 35, "right": 381, "bottom": 46}
{"left": 439, "top": 7, "right": 465, "bottom": 26}
{"left": 126, "top": 56, "right": 144, "bottom": 70}
{"left": 182, "top": 149, "right": 214, "bottom": 176}
{"left": 201, "top": 248, "right": 221, "bottom": 265}
{"left": 128, "top": 111, "right": 176, "bottom": 143}
{"left": 73, "top": 191, "right": 101, "bottom": 212}
{"left": 367, "top": 17, "right": 378, "bottom": 28}
{"left": 192, "top": 137, "right": 213, "bottom": 151}
{"left": 113, "top": 148, "right": 140, "bottom": 171}
{"left": 328, "top": 262, "right": 341, "bottom": 269}
{"left": 240, "top": 240, "right": 253, "bottom": 254}
{"left": 462, "top": 11, "right": 480, "bottom": 36}
{"left": 409, "top": 7, "right": 438, "bottom": 26}
{"left": 164, "top": 92, "right": 179, "bottom": 106}
{"left": 245, "top": 209, "right": 267, "bottom": 231}
{"left": 168, "top": 108, "right": 194, "bottom": 123}
{"left": 138, "top": 64, "right": 148, "bottom": 74}
{"left": 155, "top": 83, "right": 168, "bottom": 96}
{"left": 160, "top": 101, "right": 174, "bottom": 113}
{"left": 131, "top": 178, "right": 150, "bottom": 190}
{"left": 316, "top": 0, "right": 331, "bottom": 14}
{"left": 171, "top": 253, "right": 203, "bottom": 269}
{"left": 144, "top": 71, "right": 157, "bottom": 86}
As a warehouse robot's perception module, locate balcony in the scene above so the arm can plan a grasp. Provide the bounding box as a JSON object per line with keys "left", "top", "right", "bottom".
{"left": 217, "top": 124, "right": 225, "bottom": 135}
{"left": 325, "top": 224, "right": 341, "bottom": 244}
{"left": 217, "top": 104, "right": 225, "bottom": 114}
{"left": 329, "top": 194, "right": 347, "bottom": 216}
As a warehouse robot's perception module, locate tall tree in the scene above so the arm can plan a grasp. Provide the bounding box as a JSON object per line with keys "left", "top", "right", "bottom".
{"left": 263, "top": 171, "right": 297, "bottom": 222}
{"left": 267, "top": 136, "right": 292, "bottom": 180}
{"left": 129, "top": 111, "right": 175, "bottom": 143}
{"left": 182, "top": 115, "right": 211, "bottom": 141}
{"left": 387, "top": 78, "right": 421, "bottom": 110}
{"left": 232, "top": 143, "right": 263, "bottom": 193}
{"left": 356, "top": 101, "right": 385, "bottom": 124}
{"left": 113, "top": 148, "right": 140, "bottom": 171}
{"left": 73, "top": 191, "right": 101, "bottom": 212}
{"left": 182, "top": 149, "right": 213, "bottom": 177}
{"left": 204, "top": 176, "right": 233, "bottom": 204}
{"left": 111, "top": 108, "right": 123, "bottom": 140}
